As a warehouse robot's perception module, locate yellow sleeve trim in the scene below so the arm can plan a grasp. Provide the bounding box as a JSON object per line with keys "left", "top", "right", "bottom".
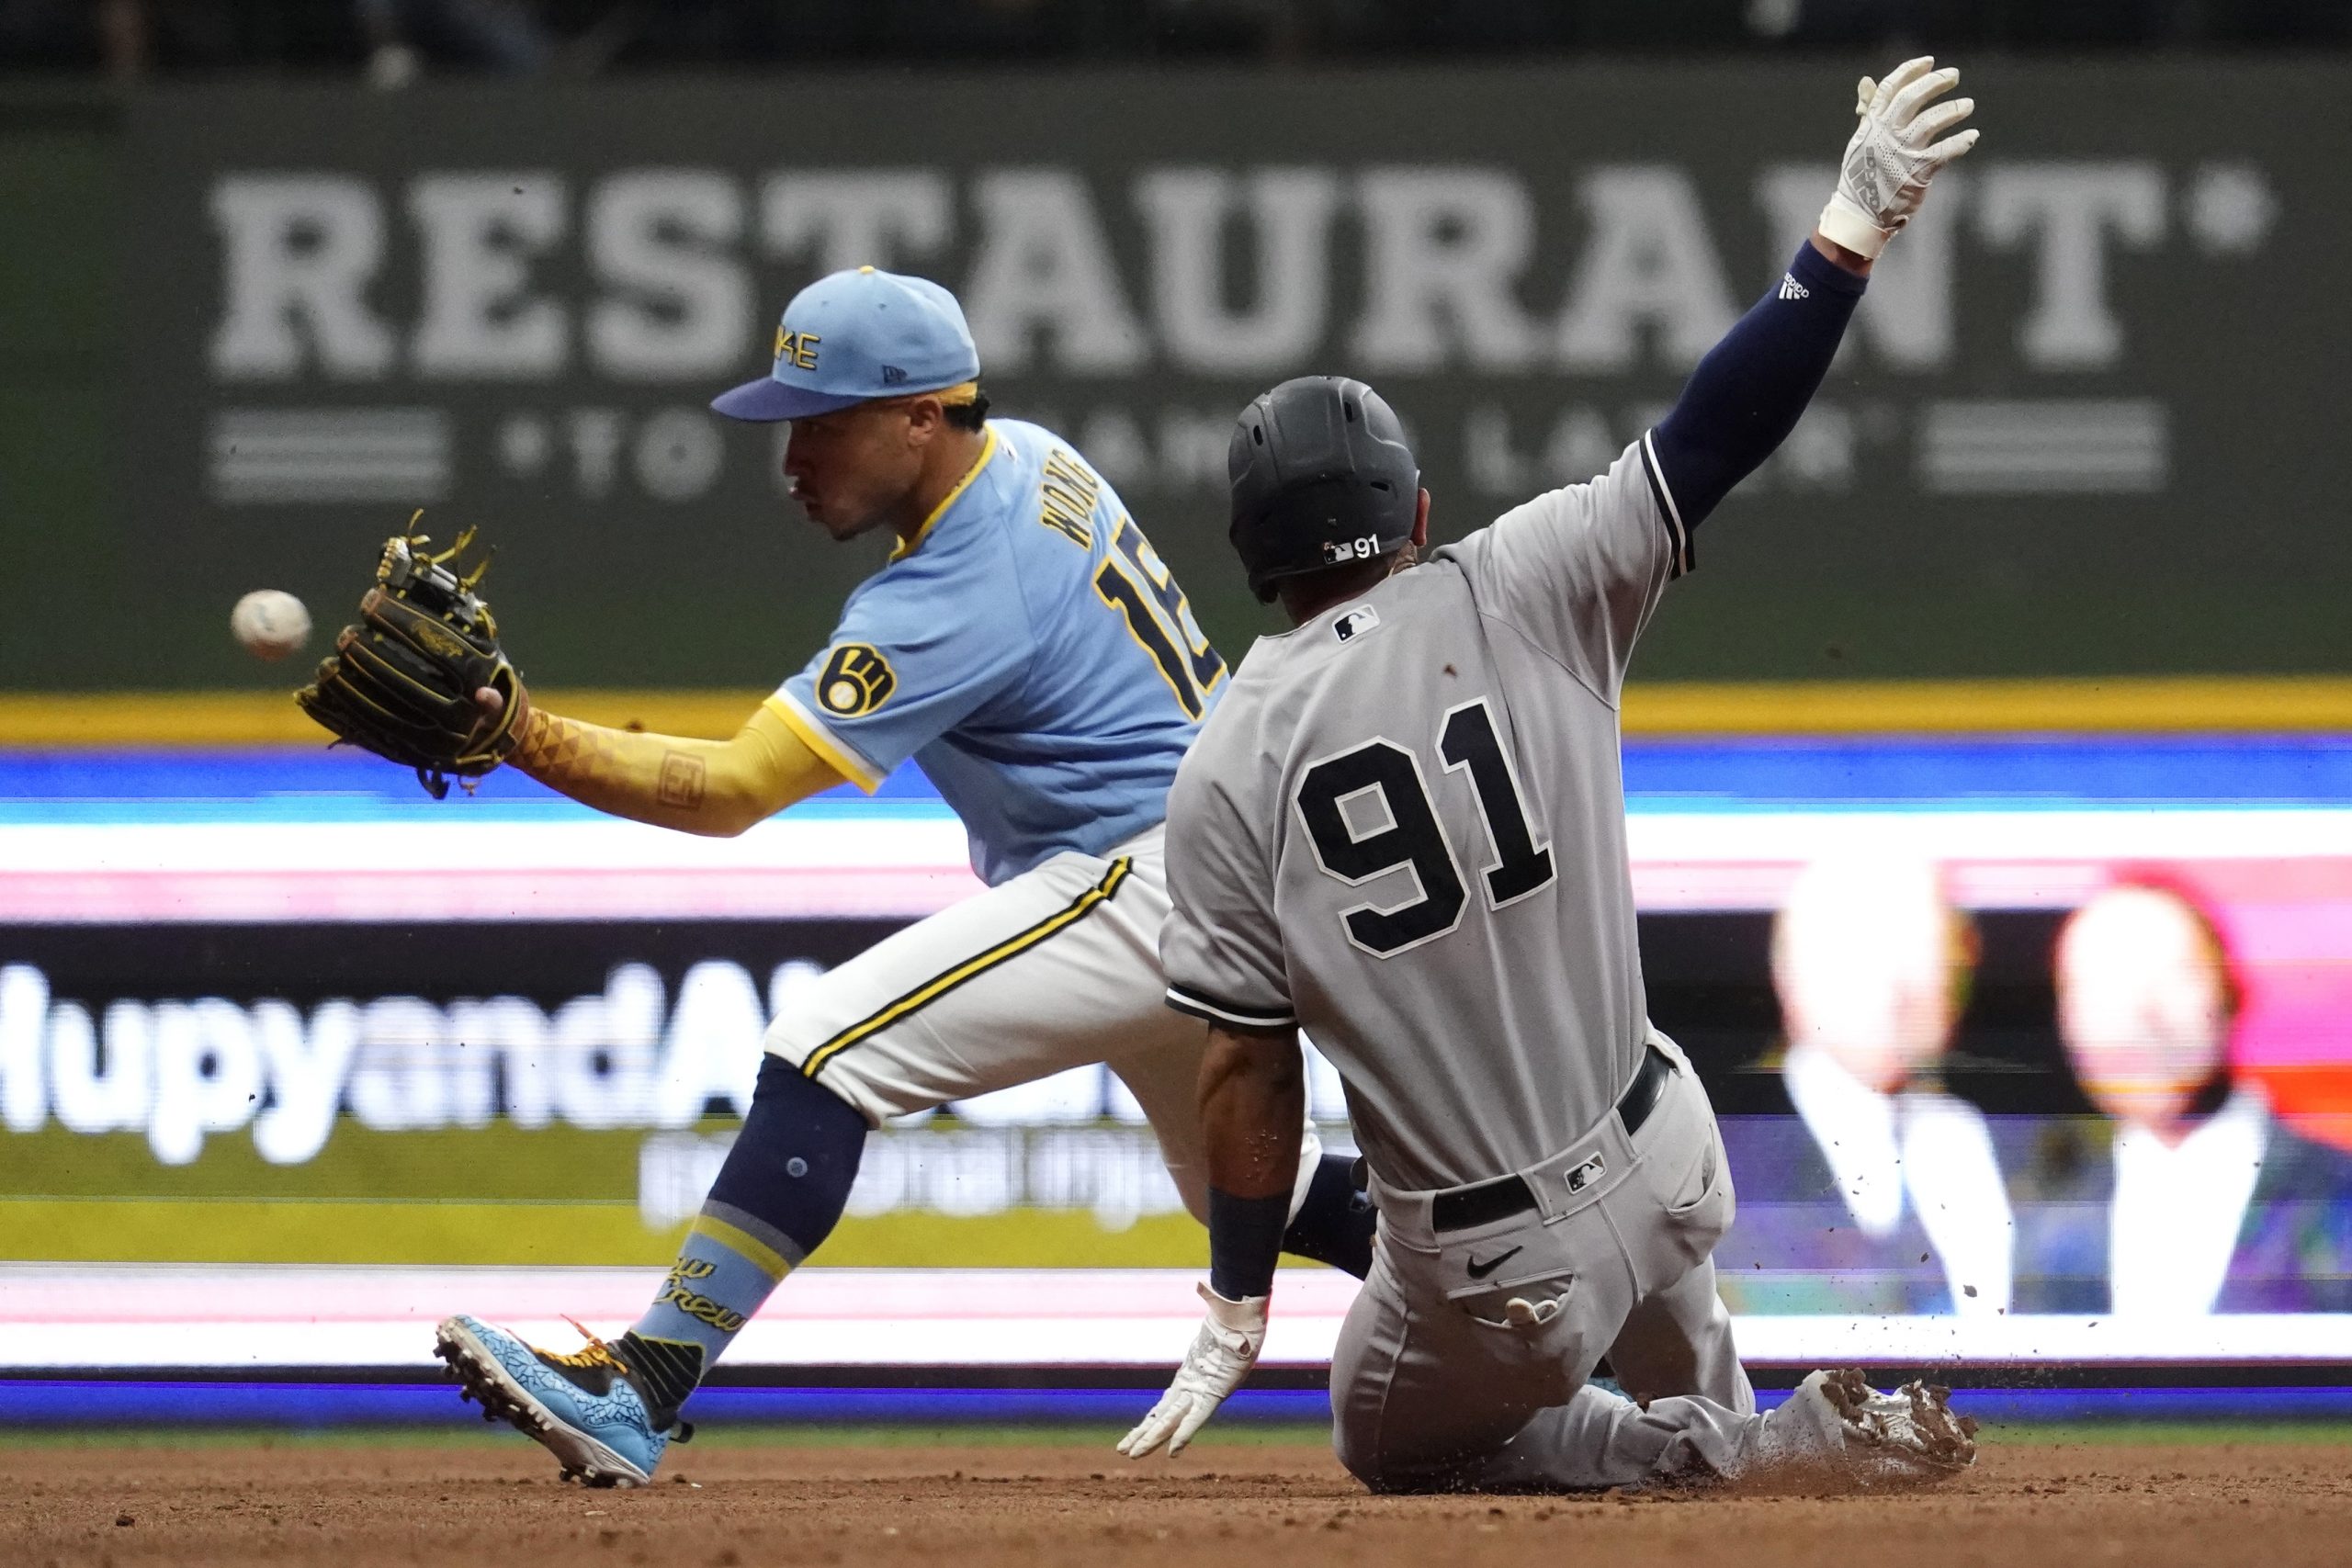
{"left": 888, "top": 427, "right": 1001, "bottom": 563}
{"left": 765, "top": 691, "right": 887, "bottom": 794}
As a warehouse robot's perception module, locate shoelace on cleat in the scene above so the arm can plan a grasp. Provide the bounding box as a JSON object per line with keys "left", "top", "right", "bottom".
{"left": 542, "top": 1314, "right": 634, "bottom": 1375}
{"left": 544, "top": 1316, "right": 689, "bottom": 1441}
{"left": 523, "top": 1316, "right": 692, "bottom": 1444}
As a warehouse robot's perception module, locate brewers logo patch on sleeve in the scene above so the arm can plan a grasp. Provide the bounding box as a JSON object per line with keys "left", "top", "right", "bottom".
{"left": 817, "top": 643, "right": 897, "bottom": 716}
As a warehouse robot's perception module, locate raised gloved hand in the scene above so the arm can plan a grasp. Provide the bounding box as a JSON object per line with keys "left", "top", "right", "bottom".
{"left": 1116, "top": 1283, "right": 1267, "bottom": 1459}
{"left": 1818, "top": 56, "right": 1980, "bottom": 259}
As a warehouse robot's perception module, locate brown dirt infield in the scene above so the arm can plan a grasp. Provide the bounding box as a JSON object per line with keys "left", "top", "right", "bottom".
{"left": 9, "top": 1435, "right": 2352, "bottom": 1568}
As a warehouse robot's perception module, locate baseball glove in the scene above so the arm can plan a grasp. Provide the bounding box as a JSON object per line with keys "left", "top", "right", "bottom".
{"left": 295, "top": 516, "right": 526, "bottom": 799}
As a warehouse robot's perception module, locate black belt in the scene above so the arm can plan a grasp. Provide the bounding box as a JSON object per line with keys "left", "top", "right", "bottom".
{"left": 1430, "top": 1043, "right": 1674, "bottom": 1232}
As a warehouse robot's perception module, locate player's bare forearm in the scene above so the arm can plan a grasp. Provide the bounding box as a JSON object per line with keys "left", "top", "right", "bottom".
{"left": 502, "top": 700, "right": 840, "bottom": 837}
{"left": 1200, "top": 1022, "right": 1306, "bottom": 1201}
{"left": 1124, "top": 1028, "right": 1287, "bottom": 1461}
{"left": 1810, "top": 230, "right": 1873, "bottom": 277}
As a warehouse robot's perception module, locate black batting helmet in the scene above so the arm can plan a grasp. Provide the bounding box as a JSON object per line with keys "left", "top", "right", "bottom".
{"left": 1227, "top": 377, "right": 1419, "bottom": 604}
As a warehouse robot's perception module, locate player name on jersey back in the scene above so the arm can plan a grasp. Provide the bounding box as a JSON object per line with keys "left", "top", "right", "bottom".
{"left": 775, "top": 420, "right": 1228, "bottom": 886}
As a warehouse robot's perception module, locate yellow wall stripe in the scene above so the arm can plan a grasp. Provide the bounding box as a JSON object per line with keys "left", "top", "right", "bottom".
{"left": 1617, "top": 676, "right": 2352, "bottom": 734}
{"left": 763, "top": 691, "right": 884, "bottom": 793}
{"left": 6, "top": 676, "right": 2352, "bottom": 746}
{"left": 687, "top": 1212, "right": 796, "bottom": 1284}
{"left": 800, "top": 857, "right": 1131, "bottom": 1081}
{"left": 0, "top": 689, "right": 775, "bottom": 747}
{"left": 0, "top": 1196, "right": 1262, "bottom": 1269}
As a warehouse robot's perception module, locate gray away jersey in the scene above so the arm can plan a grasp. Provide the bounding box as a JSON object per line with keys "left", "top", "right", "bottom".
{"left": 1162, "top": 438, "right": 1690, "bottom": 1191}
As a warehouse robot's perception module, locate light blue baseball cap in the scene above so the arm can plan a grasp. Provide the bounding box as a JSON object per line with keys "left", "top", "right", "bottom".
{"left": 711, "top": 266, "right": 982, "bottom": 423}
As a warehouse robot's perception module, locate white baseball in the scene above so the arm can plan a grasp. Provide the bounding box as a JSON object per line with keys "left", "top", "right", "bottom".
{"left": 231, "top": 589, "right": 312, "bottom": 661}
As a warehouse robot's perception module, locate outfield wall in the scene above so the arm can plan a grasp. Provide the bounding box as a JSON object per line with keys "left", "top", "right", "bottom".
{"left": 6, "top": 66, "right": 2352, "bottom": 1393}
{"left": 6, "top": 735, "right": 2351, "bottom": 1359}
{"left": 1, "top": 61, "right": 2347, "bottom": 689}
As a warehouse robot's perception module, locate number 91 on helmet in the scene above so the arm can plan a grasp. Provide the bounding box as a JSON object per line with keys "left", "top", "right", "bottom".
{"left": 1226, "top": 376, "right": 1421, "bottom": 605}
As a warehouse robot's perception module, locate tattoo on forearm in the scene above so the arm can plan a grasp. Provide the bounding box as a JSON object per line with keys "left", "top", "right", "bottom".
{"left": 659, "top": 752, "right": 707, "bottom": 809}
{"left": 513, "top": 711, "right": 622, "bottom": 784}
{"left": 514, "top": 713, "right": 713, "bottom": 820}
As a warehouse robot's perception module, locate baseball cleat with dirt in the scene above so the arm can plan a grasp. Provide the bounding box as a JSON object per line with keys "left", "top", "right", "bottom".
{"left": 433, "top": 1314, "right": 688, "bottom": 1488}
{"left": 1753, "top": 1369, "right": 1977, "bottom": 1483}
{"left": 1817, "top": 1368, "right": 1979, "bottom": 1474}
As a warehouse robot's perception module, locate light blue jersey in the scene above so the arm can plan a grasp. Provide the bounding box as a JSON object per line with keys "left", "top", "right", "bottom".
{"left": 768, "top": 420, "right": 1227, "bottom": 885}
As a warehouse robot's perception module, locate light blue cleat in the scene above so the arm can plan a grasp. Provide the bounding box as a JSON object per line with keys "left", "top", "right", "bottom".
{"left": 434, "top": 1314, "right": 689, "bottom": 1487}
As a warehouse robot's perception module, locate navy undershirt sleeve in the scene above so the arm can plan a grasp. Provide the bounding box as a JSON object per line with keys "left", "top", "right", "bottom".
{"left": 1645, "top": 241, "right": 1868, "bottom": 538}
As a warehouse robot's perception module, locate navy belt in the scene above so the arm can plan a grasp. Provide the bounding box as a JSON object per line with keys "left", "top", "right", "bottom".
{"left": 1430, "top": 1042, "right": 1674, "bottom": 1233}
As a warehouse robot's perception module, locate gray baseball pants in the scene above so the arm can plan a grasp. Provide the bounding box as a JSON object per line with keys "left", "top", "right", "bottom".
{"left": 1329, "top": 1032, "right": 1765, "bottom": 1491}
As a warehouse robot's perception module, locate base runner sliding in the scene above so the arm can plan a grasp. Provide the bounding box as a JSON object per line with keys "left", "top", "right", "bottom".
{"left": 1124, "top": 58, "right": 1984, "bottom": 1489}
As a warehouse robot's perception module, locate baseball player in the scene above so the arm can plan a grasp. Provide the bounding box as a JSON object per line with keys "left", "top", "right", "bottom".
{"left": 427, "top": 266, "right": 1374, "bottom": 1484}
{"left": 1122, "top": 60, "right": 1981, "bottom": 1488}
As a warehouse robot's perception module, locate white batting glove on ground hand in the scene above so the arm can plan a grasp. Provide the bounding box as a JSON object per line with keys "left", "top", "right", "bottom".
{"left": 1819, "top": 55, "right": 1980, "bottom": 258}
{"left": 1116, "top": 1283, "right": 1268, "bottom": 1459}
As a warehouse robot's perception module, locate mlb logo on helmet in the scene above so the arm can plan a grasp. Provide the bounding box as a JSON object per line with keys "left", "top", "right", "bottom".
{"left": 714, "top": 265, "right": 981, "bottom": 423}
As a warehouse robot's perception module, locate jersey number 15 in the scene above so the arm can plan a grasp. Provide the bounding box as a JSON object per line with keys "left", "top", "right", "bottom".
{"left": 1093, "top": 517, "right": 1226, "bottom": 719}
{"left": 1295, "top": 698, "right": 1555, "bottom": 957}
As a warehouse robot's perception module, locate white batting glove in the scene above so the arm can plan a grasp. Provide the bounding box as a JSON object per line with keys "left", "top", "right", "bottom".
{"left": 1116, "top": 1282, "right": 1267, "bottom": 1459}
{"left": 1818, "top": 56, "right": 1980, "bottom": 259}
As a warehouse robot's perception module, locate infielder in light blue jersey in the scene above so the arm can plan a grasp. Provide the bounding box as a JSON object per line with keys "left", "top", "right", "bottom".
{"left": 432, "top": 266, "right": 1374, "bottom": 1486}
{"left": 770, "top": 412, "right": 1227, "bottom": 886}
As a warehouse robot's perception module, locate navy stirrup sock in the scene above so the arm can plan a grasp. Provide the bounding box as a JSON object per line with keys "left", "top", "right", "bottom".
{"left": 622, "top": 1056, "right": 867, "bottom": 1416}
